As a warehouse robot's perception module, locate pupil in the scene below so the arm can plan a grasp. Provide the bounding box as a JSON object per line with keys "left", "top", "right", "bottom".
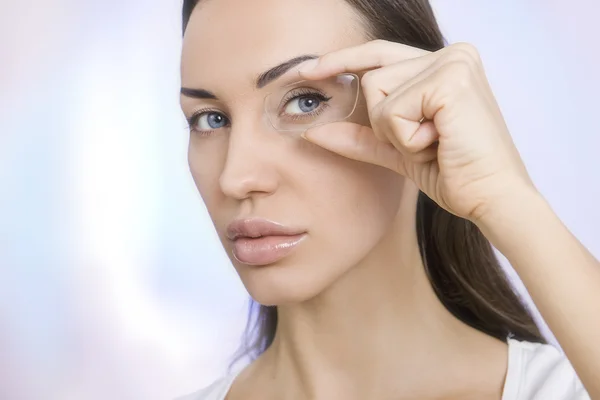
{"left": 299, "top": 97, "right": 319, "bottom": 112}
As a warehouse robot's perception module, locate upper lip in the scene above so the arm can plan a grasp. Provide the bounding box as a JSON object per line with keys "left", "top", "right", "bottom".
{"left": 226, "top": 218, "right": 306, "bottom": 240}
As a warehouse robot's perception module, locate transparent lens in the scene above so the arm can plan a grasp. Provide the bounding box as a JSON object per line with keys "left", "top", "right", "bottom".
{"left": 264, "top": 73, "right": 359, "bottom": 132}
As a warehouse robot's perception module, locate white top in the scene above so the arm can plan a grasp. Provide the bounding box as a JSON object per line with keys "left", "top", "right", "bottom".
{"left": 178, "top": 339, "right": 589, "bottom": 400}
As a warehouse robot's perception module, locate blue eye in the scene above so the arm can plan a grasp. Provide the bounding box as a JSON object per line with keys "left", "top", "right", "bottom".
{"left": 187, "top": 110, "right": 230, "bottom": 134}
{"left": 198, "top": 112, "right": 228, "bottom": 129}
{"left": 284, "top": 96, "right": 321, "bottom": 114}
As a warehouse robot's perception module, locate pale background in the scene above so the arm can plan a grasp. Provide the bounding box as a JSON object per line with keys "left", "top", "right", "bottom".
{"left": 0, "top": 0, "right": 598, "bottom": 399}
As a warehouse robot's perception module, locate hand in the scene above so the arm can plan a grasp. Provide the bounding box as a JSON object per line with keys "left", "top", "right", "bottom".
{"left": 299, "top": 40, "right": 537, "bottom": 223}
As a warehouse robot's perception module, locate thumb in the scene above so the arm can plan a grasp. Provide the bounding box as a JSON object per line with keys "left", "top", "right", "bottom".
{"left": 301, "top": 122, "right": 407, "bottom": 176}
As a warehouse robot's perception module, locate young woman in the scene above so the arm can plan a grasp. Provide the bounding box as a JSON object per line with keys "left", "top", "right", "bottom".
{"left": 178, "top": 0, "right": 599, "bottom": 399}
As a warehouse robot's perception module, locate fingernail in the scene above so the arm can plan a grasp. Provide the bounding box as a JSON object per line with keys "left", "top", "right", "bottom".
{"left": 298, "top": 59, "right": 319, "bottom": 74}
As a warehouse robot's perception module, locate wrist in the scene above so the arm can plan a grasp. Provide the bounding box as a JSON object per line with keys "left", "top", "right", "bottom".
{"left": 472, "top": 184, "right": 548, "bottom": 248}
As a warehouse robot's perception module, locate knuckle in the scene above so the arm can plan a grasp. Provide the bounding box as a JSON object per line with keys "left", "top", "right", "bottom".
{"left": 371, "top": 39, "right": 389, "bottom": 49}
{"left": 450, "top": 42, "right": 481, "bottom": 63}
{"left": 369, "top": 39, "right": 391, "bottom": 67}
{"left": 379, "top": 103, "right": 413, "bottom": 149}
{"left": 439, "top": 43, "right": 481, "bottom": 72}
{"left": 441, "top": 60, "right": 475, "bottom": 90}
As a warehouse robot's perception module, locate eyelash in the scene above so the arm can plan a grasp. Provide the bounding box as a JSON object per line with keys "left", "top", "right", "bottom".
{"left": 279, "top": 88, "right": 332, "bottom": 120}
{"left": 186, "top": 107, "right": 228, "bottom": 137}
{"left": 186, "top": 88, "right": 332, "bottom": 136}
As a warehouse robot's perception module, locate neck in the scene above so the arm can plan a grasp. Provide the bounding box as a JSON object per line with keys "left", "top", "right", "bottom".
{"left": 255, "top": 210, "right": 507, "bottom": 399}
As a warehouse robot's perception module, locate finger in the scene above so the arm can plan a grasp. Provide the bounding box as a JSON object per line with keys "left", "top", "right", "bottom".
{"left": 375, "top": 43, "right": 494, "bottom": 111}
{"left": 343, "top": 43, "right": 489, "bottom": 107}
{"left": 298, "top": 39, "right": 430, "bottom": 80}
{"left": 369, "top": 72, "right": 434, "bottom": 152}
{"left": 365, "top": 66, "right": 448, "bottom": 165}
{"left": 373, "top": 108, "right": 439, "bottom": 163}
{"left": 358, "top": 49, "right": 456, "bottom": 132}
{"left": 360, "top": 60, "right": 442, "bottom": 152}
{"left": 377, "top": 58, "right": 490, "bottom": 163}
{"left": 405, "top": 121, "right": 440, "bottom": 154}
{"left": 408, "top": 145, "right": 438, "bottom": 164}
{"left": 354, "top": 101, "right": 390, "bottom": 144}
{"left": 360, "top": 53, "right": 441, "bottom": 103}
{"left": 301, "top": 122, "right": 407, "bottom": 176}
{"left": 358, "top": 55, "right": 442, "bottom": 144}
{"left": 377, "top": 66, "right": 439, "bottom": 127}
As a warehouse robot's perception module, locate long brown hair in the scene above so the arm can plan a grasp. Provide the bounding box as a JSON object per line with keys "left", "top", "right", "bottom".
{"left": 182, "top": 0, "right": 545, "bottom": 365}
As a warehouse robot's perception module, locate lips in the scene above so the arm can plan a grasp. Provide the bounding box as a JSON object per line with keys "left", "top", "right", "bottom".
{"left": 226, "top": 218, "right": 307, "bottom": 266}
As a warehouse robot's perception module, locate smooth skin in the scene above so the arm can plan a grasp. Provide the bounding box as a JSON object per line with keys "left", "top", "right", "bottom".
{"left": 180, "top": 0, "right": 599, "bottom": 399}
{"left": 299, "top": 40, "right": 600, "bottom": 398}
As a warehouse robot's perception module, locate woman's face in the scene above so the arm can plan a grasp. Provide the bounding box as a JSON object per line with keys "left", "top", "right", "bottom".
{"left": 181, "top": 0, "right": 406, "bottom": 305}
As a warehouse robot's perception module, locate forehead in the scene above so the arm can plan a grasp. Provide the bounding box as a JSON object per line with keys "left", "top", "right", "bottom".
{"left": 181, "top": 0, "right": 367, "bottom": 91}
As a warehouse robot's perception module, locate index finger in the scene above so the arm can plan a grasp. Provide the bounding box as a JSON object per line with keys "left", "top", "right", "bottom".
{"left": 298, "top": 39, "right": 431, "bottom": 80}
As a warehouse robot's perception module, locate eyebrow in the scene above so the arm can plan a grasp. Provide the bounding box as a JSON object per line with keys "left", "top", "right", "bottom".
{"left": 180, "top": 54, "right": 319, "bottom": 100}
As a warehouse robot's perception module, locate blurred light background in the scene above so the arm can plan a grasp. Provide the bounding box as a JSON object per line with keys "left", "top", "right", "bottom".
{"left": 0, "top": 0, "right": 598, "bottom": 399}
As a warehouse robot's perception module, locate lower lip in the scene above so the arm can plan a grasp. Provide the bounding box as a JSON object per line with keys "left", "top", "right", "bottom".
{"left": 232, "top": 233, "right": 307, "bottom": 266}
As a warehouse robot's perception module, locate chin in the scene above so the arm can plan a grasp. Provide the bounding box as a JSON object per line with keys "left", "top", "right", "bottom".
{"left": 240, "top": 264, "right": 334, "bottom": 306}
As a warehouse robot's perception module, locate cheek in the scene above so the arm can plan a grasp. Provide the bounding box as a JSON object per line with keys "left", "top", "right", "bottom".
{"left": 250, "top": 156, "right": 404, "bottom": 304}
{"left": 301, "top": 146, "right": 404, "bottom": 243}
{"left": 187, "top": 139, "right": 226, "bottom": 208}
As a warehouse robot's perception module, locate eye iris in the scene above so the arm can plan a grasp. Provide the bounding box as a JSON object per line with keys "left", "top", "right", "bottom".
{"left": 207, "top": 113, "right": 226, "bottom": 128}
{"left": 298, "top": 96, "right": 319, "bottom": 112}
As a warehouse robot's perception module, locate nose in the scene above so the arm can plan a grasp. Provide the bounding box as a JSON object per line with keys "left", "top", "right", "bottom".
{"left": 219, "top": 124, "right": 279, "bottom": 200}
